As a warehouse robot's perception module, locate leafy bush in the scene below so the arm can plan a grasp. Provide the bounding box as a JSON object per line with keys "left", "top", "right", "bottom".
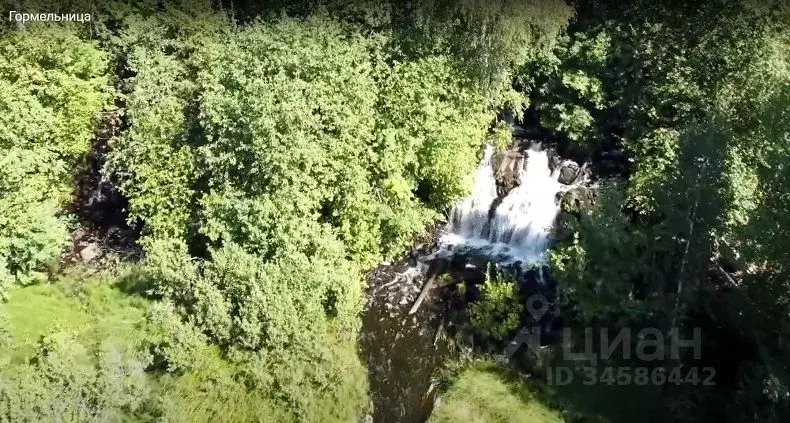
{"left": 0, "top": 331, "right": 150, "bottom": 423}
{"left": 142, "top": 238, "right": 367, "bottom": 418}
{"left": 0, "top": 24, "right": 110, "bottom": 294}
{"left": 0, "top": 152, "right": 69, "bottom": 290}
{"left": 140, "top": 301, "right": 207, "bottom": 374}
{"left": 377, "top": 56, "right": 492, "bottom": 210}
{"left": 469, "top": 270, "right": 523, "bottom": 343}
{"left": 525, "top": 31, "right": 609, "bottom": 146}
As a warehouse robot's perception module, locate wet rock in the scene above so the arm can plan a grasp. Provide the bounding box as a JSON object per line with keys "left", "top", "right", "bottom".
{"left": 557, "top": 161, "right": 581, "bottom": 185}
{"left": 560, "top": 187, "right": 597, "bottom": 214}
{"left": 79, "top": 243, "right": 102, "bottom": 263}
{"left": 487, "top": 196, "right": 503, "bottom": 220}
{"left": 493, "top": 149, "right": 523, "bottom": 198}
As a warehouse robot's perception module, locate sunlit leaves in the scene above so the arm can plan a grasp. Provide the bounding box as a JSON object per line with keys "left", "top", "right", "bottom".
{"left": 0, "top": 25, "right": 110, "bottom": 293}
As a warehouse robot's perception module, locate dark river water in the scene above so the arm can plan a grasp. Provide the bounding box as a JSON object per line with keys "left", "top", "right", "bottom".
{"left": 360, "top": 257, "right": 455, "bottom": 423}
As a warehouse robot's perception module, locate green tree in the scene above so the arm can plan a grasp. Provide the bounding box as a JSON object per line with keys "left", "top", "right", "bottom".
{"left": 0, "top": 24, "right": 110, "bottom": 294}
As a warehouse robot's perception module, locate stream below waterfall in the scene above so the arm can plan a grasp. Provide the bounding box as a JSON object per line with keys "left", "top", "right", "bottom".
{"left": 360, "top": 143, "right": 573, "bottom": 422}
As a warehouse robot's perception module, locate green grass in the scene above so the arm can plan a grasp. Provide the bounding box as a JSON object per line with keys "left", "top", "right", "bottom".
{"left": 154, "top": 332, "right": 368, "bottom": 423}
{"left": 0, "top": 268, "right": 369, "bottom": 422}
{"left": 430, "top": 365, "right": 565, "bottom": 423}
{"left": 0, "top": 269, "right": 149, "bottom": 365}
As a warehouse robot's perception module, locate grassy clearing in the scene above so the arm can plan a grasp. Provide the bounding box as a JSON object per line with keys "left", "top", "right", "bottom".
{"left": 430, "top": 365, "right": 565, "bottom": 423}
{"left": 0, "top": 270, "right": 149, "bottom": 365}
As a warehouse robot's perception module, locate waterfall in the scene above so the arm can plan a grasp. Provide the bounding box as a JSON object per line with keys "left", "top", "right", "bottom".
{"left": 447, "top": 145, "right": 498, "bottom": 239}
{"left": 440, "top": 145, "right": 564, "bottom": 265}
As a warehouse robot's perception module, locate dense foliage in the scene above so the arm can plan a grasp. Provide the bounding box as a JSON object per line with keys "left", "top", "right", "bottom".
{"left": 0, "top": 0, "right": 573, "bottom": 420}
{"left": 540, "top": 1, "right": 790, "bottom": 421}
{"left": 2, "top": 0, "right": 789, "bottom": 422}
{"left": 0, "top": 23, "right": 110, "bottom": 294}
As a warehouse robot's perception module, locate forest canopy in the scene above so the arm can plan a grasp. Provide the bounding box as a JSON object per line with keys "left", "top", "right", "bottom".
{"left": 1, "top": 0, "right": 789, "bottom": 422}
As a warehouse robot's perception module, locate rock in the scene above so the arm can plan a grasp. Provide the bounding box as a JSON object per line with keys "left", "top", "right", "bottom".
{"left": 557, "top": 161, "right": 581, "bottom": 185}
{"left": 493, "top": 150, "right": 524, "bottom": 198}
{"left": 71, "top": 227, "right": 88, "bottom": 242}
{"left": 493, "top": 149, "right": 524, "bottom": 198}
{"left": 79, "top": 243, "right": 102, "bottom": 263}
{"left": 561, "top": 187, "right": 597, "bottom": 214}
{"left": 488, "top": 196, "right": 503, "bottom": 220}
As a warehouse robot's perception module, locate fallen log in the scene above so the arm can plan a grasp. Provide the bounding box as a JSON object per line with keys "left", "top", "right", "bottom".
{"left": 409, "top": 276, "right": 436, "bottom": 315}
{"left": 408, "top": 260, "right": 447, "bottom": 314}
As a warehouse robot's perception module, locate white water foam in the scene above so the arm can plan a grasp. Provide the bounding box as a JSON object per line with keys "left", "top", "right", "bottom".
{"left": 439, "top": 145, "right": 565, "bottom": 265}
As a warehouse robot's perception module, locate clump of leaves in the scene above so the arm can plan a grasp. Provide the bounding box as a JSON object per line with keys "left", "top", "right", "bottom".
{"left": 469, "top": 268, "right": 522, "bottom": 343}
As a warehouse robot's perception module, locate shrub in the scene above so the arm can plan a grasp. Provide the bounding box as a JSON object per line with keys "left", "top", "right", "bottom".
{"left": 0, "top": 24, "right": 109, "bottom": 294}
{"left": 469, "top": 271, "right": 523, "bottom": 343}
{"left": 0, "top": 330, "right": 150, "bottom": 422}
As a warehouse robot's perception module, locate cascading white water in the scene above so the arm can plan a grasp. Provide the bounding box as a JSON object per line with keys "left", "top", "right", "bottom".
{"left": 447, "top": 145, "right": 498, "bottom": 239}
{"left": 440, "top": 145, "right": 564, "bottom": 265}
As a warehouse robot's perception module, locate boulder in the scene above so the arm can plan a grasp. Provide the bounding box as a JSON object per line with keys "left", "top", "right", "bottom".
{"left": 560, "top": 187, "right": 597, "bottom": 214}
{"left": 79, "top": 243, "right": 102, "bottom": 263}
{"left": 71, "top": 227, "right": 88, "bottom": 243}
{"left": 557, "top": 161, "right": 581, "bottom": 185}
{"left": 493, "top": 149, "right": 523, "bottom": 198}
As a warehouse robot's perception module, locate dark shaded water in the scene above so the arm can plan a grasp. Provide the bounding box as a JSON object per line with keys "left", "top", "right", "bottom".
{"left": 360, "top": 259, "right": 455, "bottom": 423}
